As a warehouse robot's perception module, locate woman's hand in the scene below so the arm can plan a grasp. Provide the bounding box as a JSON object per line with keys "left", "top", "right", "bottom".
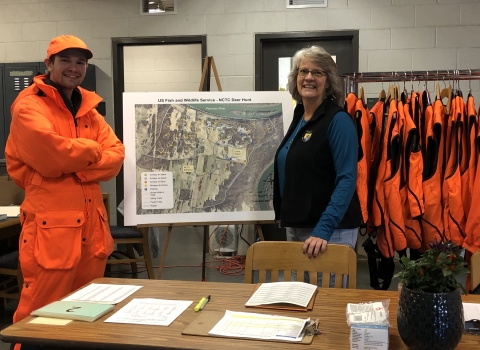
{"left": 303, "top": 236, "right": 328, "bottom": 258}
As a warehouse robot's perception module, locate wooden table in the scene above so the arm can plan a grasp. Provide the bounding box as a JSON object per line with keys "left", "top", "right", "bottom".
{"left": 0, "top": 217, "right": 20, "bottom": 233}
{"left": 1, "top": 278, "right": 480, "bottom": 349}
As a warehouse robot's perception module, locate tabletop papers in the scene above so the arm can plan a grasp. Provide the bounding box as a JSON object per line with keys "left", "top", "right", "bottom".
{"left": 62, "top": 283, "right": 142, "bottom": 304}
{"left": 463, "top": 303, "right": 480, "bottom": 321}
{"left": 104, "top": 298, "right": 192, "bottom": 326}
{"left": 346, "top": 302, "right": 388, "bottom": 326}
{"left": 245, "top": 282, "right": 317, "bottom": 308}
{"left": 209, "top": 310, "right": 309, "bottom": 342}
{"left": 0, "top": 206, "right": 20, "bottom": 217}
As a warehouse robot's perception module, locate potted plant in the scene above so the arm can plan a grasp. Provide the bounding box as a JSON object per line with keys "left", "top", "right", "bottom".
{"left": 394, "top": 240, "right": 469, "bottom": 350}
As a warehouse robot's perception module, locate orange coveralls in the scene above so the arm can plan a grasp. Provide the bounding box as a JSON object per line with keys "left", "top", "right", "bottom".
{"left": 5, "top": 74, "right": 125, "bottom": 323}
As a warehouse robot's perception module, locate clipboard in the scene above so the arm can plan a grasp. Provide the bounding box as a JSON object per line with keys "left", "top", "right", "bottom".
{"left": 246, "top": 283, "right": 317, "bottom": 312}
{"left": 182, "top": 311, "right": 316, "bottom": 345}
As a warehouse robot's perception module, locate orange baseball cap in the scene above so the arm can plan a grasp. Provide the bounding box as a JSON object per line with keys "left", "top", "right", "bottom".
{"left": 46, "top": 35, "right": 93, "bottom": 59}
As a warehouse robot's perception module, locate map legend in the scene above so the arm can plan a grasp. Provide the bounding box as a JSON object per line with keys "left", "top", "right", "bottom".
{"left": 141, "top": 172, "right": 174, "bottom": 209}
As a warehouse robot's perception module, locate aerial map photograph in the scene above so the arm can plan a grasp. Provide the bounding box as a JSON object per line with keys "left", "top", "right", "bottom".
{"left": 134, "top": 102, "right": 285, "bottom": 215}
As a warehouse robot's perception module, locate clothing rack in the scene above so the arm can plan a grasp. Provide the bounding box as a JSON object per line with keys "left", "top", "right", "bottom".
{"left": 341, "top": 69, "right": 480, "bottom": 95}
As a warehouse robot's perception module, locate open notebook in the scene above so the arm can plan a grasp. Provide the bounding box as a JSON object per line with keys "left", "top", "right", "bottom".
{"left": 245, "top": 282, "right": 318, "bottom": 311}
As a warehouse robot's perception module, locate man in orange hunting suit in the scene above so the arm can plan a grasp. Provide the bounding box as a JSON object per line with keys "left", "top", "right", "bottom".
{"left": 5, "top": 35, "right": 124, "bottom": 349}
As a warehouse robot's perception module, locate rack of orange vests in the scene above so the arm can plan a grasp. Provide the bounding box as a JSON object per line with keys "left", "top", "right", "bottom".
{"left": 338, "top": 69, "right": 480, "bottom": 262}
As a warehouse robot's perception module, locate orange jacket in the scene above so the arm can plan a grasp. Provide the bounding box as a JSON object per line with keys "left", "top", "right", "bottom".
{"left": 374, "top": 99, "right": 398, "bottom": 258}
{"left": 401, "top": 101, "right": 423, "bottom": 249}
{"left": 461, "top": 96, "right": 477, "bottom": 215}
{"left": 344, "top": 92, "right": 357, "bottom": 118}
{"left": 442, "top": 96, "right": 466, "bottom": 247}
{"left": 6, "top": 75, "right": 124, "bottom": 215}
{"left": 383, "top": 100, "right": 407, "bottom": 253}
{"left": 421, "top": 99, "right": 446, "bottom": 250}
{"left": 354, "top": 99, "right": 371, "bottom": 223}
{"left": 464, "top": 102, "right": 480, "bottom": 253}
{"left": 367, "top": 101, "right": 385, "bottom": 228}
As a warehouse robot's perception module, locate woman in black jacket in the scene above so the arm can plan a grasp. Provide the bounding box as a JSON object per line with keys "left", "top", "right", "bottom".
{"left": 273, "top": 45, "right": 361, "bottom": 261}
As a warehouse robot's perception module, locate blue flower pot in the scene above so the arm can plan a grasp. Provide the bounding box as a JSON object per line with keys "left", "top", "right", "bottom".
{"left": 397, "top": 286, "right": 464, "bottom": 350}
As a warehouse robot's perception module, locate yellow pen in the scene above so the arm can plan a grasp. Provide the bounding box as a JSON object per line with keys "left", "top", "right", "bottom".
{"left": 194, "top": 297, "right": 206, "bottom": 312}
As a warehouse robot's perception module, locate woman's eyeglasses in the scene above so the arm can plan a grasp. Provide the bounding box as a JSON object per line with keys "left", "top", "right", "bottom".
{"left": 298, "top": 69, "right": 326, "bottom": 78}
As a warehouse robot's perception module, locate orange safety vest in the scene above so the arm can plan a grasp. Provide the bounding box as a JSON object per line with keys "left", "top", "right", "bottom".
{"left": 366, "top": 101, "right": 386, "bottom": 235}
{"left": 461, "top": 96, "right": 477, "bottom": 215}
{"left": 375, "top": 99, "right": 398, "bottom": 258}
{"left": 442, "top": 95, "right": 466, "bottom": 246}
{"left": 383, "top": 100, "right": 407, "bottom": 253}
{"left": 401, "top": 102, "right": 423, "bottom": 249}
{"left": 464, "top": 103, "right": 480, "bottom": 253}
{"left": 421, "top": 99, "right": 446, "bottom": 250}
{"left": 354, "top": 99, "right": 371, "bottom": 223}
{"left": 344, "top": 92, "right": 357, "bottom": 118}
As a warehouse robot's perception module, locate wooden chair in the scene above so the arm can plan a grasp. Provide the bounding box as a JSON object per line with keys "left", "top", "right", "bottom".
{"left": 244, "top": 241, "right": 357, "bottom": 288}
{"left": 0, "top": 251, "right": 23, "bottom": 306}
{"left": 471, "top": 250, "right": 480, "bottom": 293}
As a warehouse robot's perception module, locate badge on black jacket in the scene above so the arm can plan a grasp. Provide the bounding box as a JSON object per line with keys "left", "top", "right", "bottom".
{"left": 302, "top": 130, "right": 312, "bottom": 142}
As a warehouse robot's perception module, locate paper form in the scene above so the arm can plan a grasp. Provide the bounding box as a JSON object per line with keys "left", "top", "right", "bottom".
{"left": 245, "top": 282, "right": 317, "bottom": 308}
{"left": 62, "top": 284, "right": 142, "bottom": 304}
{"left": 0, "top": 206, "right": 20, "bottom": 217}
{"left": 104, "top": 298, "right": 192, "bottom": 326}
{"left": 463, "top": 303, "right": 480, "bottom": 321}
{"left": 209, "top": 310, "right": 308, "bottom": 342}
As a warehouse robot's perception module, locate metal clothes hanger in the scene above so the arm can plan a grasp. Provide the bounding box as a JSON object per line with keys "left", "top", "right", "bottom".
{"left": 378, "top": 77, "right": 386, "bottom": 101}
{"left": 468, "top": 69, "right": 472, "bottom": 97}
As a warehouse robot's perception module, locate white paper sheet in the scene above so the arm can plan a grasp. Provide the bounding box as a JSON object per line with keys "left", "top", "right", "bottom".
{"left": 62, "top": 284, "right": 142, "bottom": 304}
{"left": 209, "top": 310, "right": 308, "bottom": 342}
{"left": 245, "top": 282, "right": 317, "bottom": 308}
{"left": 0, "top": 205, "right": 20, "bottom": 217}
{"left": 104, "top": 298, "right": 192, "bottom": 326}
{"left": 463, "top": 303, "right": 480, "bottom": 321}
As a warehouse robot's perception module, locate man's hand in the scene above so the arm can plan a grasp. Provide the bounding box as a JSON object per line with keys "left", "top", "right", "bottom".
{"left": 303, "top": 236, "right": 327, "bottom": 258}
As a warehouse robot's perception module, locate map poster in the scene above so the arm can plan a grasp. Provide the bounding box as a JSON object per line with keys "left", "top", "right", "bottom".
{"left": 123, "top": 91, "right": 294, "bottom": 226}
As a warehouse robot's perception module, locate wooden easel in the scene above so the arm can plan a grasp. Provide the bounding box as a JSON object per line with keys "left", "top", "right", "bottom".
{"left": 139, "top": 221, "right": 267, "bottom": 280}
{"left": 199, "top": 56, "right": 222, "bottom": 92}
{"left": 142, "top": 56, "right": 270, "bottom": 281}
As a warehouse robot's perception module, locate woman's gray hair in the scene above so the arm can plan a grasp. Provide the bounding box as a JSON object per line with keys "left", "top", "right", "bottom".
{"left": 288, "top": 45, "right": 344, "bottom": 106}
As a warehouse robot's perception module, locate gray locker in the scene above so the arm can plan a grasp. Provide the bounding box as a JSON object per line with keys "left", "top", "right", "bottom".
{"left": 4, "top": 62, "right": 41, "bottom": 150}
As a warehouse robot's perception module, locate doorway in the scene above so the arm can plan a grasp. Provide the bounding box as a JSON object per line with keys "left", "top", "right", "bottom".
{"left": 254, "top": 30, "right": 358, "bottom": 240}
{"left": 255, "top": 30, "right": 359, "bottom": 92}
{"left": 112, "top": 36, "right": 207, "bottom": 225}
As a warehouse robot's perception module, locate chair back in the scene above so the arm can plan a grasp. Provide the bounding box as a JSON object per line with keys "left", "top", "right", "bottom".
{"left": 244, "top": 241, "right": 356, "bottom": 288}
{"left": 0, "top": 250, "right": 23, "bottom": 301}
